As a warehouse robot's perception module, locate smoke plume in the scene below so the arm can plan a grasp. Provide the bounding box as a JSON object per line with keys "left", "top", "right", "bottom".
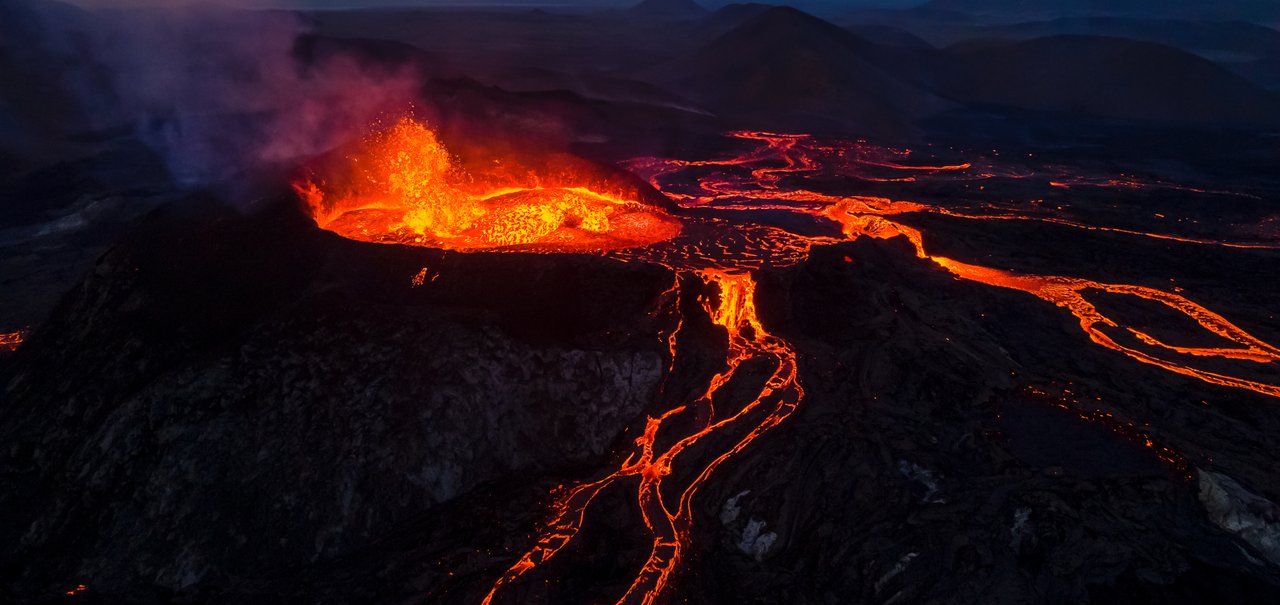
{"left": 3, "top": 0, "right": 425, "bottom": 187}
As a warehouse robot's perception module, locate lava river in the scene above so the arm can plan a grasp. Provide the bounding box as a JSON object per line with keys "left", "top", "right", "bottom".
{"left": 297, "top": 120, "right": 1280, "bottom": 604}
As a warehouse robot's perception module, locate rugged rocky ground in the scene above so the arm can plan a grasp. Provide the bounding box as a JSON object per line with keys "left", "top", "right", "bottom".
{"left": 2, "top": 188, "right": 1279, "bottom": 604}
{"left": 3, "top": 2, "right": 1280, "bottom": 604}
{"left": 0, "top": 196, "right": 680, "bottom": 602}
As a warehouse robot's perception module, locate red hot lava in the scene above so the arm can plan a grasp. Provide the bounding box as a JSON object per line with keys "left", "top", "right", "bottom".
{"left": 627, "top": 131, "right": 1280, "bottom": 400}
{"left": 298, "top": 121, "right": 1280, "bottom": 604}
{"left": 294, "top": 117, "right": 681, "bottom": 252}
{"left": 0, "top": 330, "right": 25, "bottom": 353}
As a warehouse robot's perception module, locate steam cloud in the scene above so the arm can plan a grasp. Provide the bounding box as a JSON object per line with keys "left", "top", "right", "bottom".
{"left": 5, "top": 1, "right": 425, "bottom": 188}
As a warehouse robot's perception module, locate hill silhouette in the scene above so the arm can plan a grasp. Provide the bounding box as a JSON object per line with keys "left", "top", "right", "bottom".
{"left": 922, "top": 0, "right": 1280, "bottom": 21}
{"left": 630, "top": 0, "right": 708, "bottom": 18}
{"left": 937, "top": 35, "right": 1280, "bottom": 128}
{"left": 648, "top": 7, "right": 947, "bottom": 137}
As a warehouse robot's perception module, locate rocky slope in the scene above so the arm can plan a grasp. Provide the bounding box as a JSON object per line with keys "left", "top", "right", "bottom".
{"left": 0, "top": 195, "right": 683, "bottom": 601}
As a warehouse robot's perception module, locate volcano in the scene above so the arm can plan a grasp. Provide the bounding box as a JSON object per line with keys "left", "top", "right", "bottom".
{"left": 6, "top": 122, "right": 1280, "bottom": 604}
{"left": 4, "top": 2, "right": 1280, "bottom": 605}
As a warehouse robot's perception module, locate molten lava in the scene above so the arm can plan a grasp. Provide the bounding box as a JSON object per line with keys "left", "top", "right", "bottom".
{"left": 0, "top": 330, "right": 24, "bottom": 353}
{"left": 482, "top": 270, "right": 801, "bottom": 605}
{"left": 302, "top": 122, "right": 1279, "bottom": 604}
{"left": 295, "top": 118, "right": 681, "bottom": 252}
{"left": 627, "top": 131, "right": 1280, "bottom": 401}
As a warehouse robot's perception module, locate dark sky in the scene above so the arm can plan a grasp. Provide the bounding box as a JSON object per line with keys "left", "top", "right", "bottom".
{"left": 278, "top": 1, "right": 928, "bottom": 7}
{"left": 64, "top": 1, "right": 929, "bottom": 10}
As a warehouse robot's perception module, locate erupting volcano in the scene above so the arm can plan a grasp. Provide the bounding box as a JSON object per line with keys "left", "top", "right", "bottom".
{"left": 8, "top": 2, "right": 1280, "bottom": 601}
{"left": 293, "top": 121, "right": 1280, "bottom": 604}
{"left": 295, "top": 117, "right": 681, "bottom": 252}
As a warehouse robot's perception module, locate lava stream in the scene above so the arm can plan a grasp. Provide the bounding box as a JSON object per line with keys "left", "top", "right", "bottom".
{"left": 298, "top": 121, "right": 1279, "bottom": 604}
{"left": 0, "top": 330, "right": 24, "bottom": 353}
{"left": 482, "top": 270, "right": 803, "bottom": 604}
{"left": 628, "top": 133, "right": 1280, "bottom": 400}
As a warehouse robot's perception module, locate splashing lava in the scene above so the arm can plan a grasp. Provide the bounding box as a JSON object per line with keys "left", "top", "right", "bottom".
{"left": 297, "top": 121, "right": 1280, "bottom": 604}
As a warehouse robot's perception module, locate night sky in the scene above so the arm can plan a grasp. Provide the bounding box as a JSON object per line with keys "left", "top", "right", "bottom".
{"left": 59, "top": 1, "right": 930, "bottom": 11}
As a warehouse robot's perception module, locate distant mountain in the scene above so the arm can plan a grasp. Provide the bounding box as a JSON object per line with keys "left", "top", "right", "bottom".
{"left": 647, "top": 6, "right": 948, "bottom": 137}
{"left": 694, "top": 2, "right": 774, "bottom": 39}
{"left": 921, "top": 0, "right": 1280, "bottom": 22}
{"left": 630, "top": 0, "right": 708, "bottom": 18}
{"left": 946, "top": 17, "right": 1280, "bottom": 89}
{"left": 963, "top": 17, "right": 1280, "bottom": 57}
{"left": 644, "top": 4, "right": 1280, "bottom": 134}
{"left": 936, "top": 35, "right": 1280, "bottom": 127}
{"left": 846, "top": 24, "right": 933, "bottom": 48}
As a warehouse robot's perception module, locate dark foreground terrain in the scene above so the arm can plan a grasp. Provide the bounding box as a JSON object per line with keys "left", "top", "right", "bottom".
{"left": 2, "top": 1, "right": 1280, "bottom": 604}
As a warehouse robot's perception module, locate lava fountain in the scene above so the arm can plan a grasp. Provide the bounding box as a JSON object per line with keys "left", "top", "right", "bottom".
{"left": 294, "top": 117, "right": 681, "bottom": 252}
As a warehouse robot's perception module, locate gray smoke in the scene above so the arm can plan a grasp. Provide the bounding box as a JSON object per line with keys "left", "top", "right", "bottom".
{"left": 4, "top": 1, "right": 425, "bottom": 187}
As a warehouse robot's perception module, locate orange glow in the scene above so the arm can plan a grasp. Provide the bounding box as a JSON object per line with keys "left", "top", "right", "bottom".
{"left": 482, "top": 270, "right": 802, "bottom": 604}
{"left": 1021, "top": 385, "right": 1189, "bottom": 476}
{"left": 928, "top": 256, "right": 1280, "bottom": 398}
{"left": 0, "top": 330, "right": 24, "bottom": 353}
{"left": 630, "top": 132, "right": 1280, "bottom": 401}
{"left": 294, "top": 117, "right": 680, "bottom": 252}
{"left": 932, "top": 209, "right": 1280, "bottom": 251}
{"left": 304, "top": 124, "right": 1277, "bottom": 603}
{"left": 65, "top": 584, "right": 87, "bottom": 596}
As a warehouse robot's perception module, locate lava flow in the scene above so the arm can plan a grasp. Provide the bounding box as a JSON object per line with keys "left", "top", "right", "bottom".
{"left": 300, "top": 120, "right": 1279, "bottom": 604}
{"left": 297, "top": 123, "right": 804, "bottom": 602}
{"left": 0, "top": 330, "right": 24, "bottom": 353}
{"left": 626, "top": 132, "right": 1280, "bottom": 400}
{"left": 482, "top": 270, "right": 801, "bottom": 605}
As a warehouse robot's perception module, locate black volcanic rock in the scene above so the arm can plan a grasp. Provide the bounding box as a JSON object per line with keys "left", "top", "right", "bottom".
{"left": 0, "top": 195, "right": 686, "bottom": 600}
{"left": 646, "top": 7, "right": 948, "bottom": 137}
{"left": 7, "top": 5, "right": 1280, "bottom": 604}
{"left": 3, "top": 189, "right": 1280, "bottom": 604}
